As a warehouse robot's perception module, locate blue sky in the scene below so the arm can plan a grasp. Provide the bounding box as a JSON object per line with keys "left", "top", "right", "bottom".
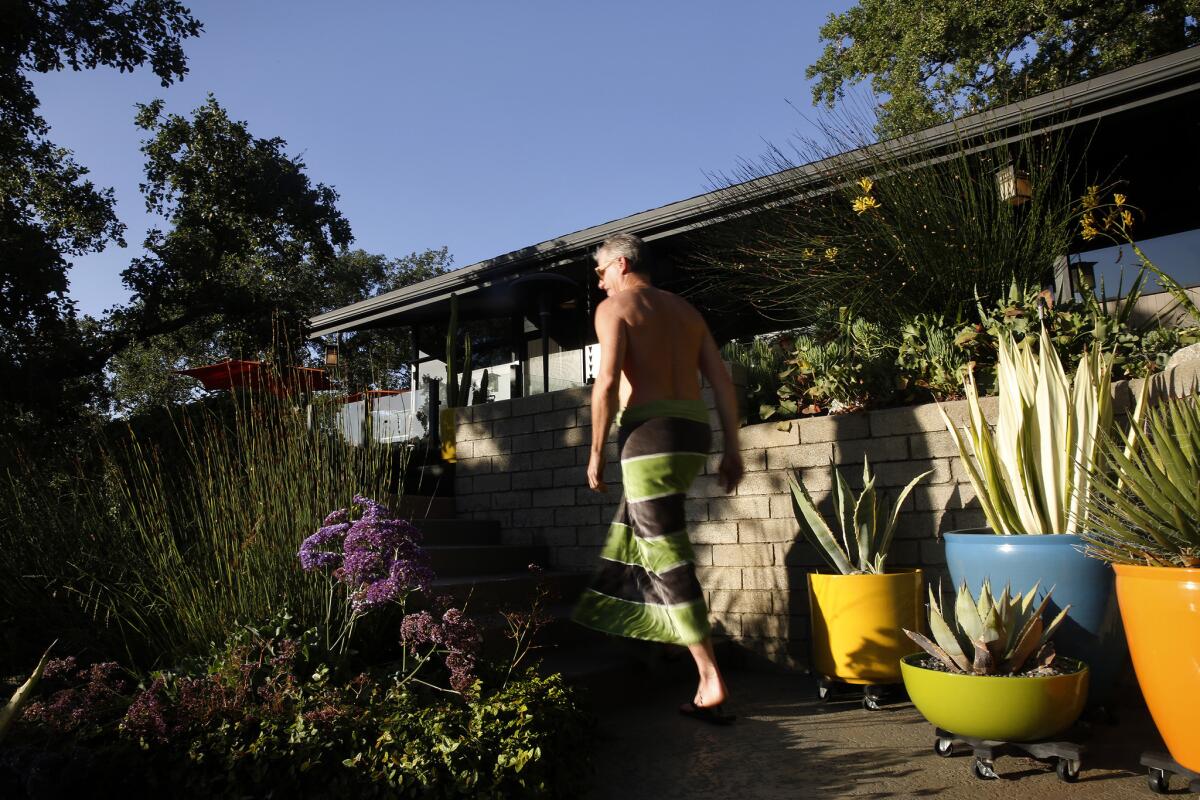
{"left": 31, "top": 1, "right": 858, "bottom": 317}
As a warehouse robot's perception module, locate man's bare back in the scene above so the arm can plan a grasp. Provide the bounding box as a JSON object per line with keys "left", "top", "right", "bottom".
{"left": 599, "top": 287, "right": 706, "bottom": 408}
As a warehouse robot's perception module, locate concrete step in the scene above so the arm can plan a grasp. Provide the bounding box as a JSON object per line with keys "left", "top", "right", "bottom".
{"left": 412, "top": 518, "right": 501, "bottom": 546}
{"left": 427, "top": 544, "right": 549, "bottom": 577}
{"left": 395, "top": 495, "right": 456, "bottom": 519}
{"left": 432, "top": 569, "right": 589, "bottom": 611}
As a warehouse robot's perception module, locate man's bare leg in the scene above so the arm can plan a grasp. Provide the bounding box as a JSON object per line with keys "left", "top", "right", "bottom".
{"left": 687, "top": 638, "right": 728, "bottom": 708}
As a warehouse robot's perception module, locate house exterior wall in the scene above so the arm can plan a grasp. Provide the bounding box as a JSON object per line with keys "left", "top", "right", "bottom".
{"left": 449, "top": 360, "right": 1198, "bottom": 670}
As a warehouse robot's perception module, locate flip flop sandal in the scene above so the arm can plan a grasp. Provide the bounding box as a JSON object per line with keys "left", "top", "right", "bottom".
{"left": 679, "top": 701, "right": 736, "bottom": 726}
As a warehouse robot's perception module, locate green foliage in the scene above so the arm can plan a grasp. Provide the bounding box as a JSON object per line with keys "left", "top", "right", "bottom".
{"left": 905, "top": 581, "right": 1071, "bottom": 675}
{"left": 1081, "top": 397, "right": 1200, "bottom": 567}
{"left": 4, "top": 625, "right": 593, "bottom": 799}
{"left": 806, "top": 1, "right": 1199, "bottom": 138}
{"left": 721, "top": 337, "right": 789, "bottom": 423}
{"left": 788, "top": 457, "right": 930, "bottom": 575}
{"left": 776, "top": 308, "right": 896, "bottom": 415}
{"left": 692, "top": 130, "right": 1076, "bottom": 328}
{"left": 0, "top": 390, "right": 399, "bottom": 668}
{"left": 896, "top": 312, "right": 974, "bottom": 401}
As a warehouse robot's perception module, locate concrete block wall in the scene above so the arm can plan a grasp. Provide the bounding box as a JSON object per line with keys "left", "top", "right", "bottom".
{"left": 451, "top": 358, "right": 1200, "bottom": 669}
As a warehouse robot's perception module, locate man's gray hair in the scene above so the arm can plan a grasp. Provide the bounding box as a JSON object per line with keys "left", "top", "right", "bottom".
{"left": 596, "top": 232, "right": 647, "bottom": 274}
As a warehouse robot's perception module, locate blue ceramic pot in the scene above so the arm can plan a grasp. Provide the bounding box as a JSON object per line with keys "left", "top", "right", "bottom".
{"left": 943, "top": 531, "right": 1126, "bottom": 707}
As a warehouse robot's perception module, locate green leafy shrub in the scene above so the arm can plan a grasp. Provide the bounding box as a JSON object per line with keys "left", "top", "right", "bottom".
{"left": 3, "top": 621, "right": 593, "bottom": 799}
{"left": 895, "top": 312, "right": 975, "bottom": 401}
{"left": 721, "top": 337, "right": 790, "bottom": 423}
{"left": 776, "top": 308, "right": 897, "bottom": 416}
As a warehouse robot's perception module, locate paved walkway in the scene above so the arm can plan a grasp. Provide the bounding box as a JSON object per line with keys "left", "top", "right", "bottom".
{"left": 586, "top": 671, "right": 1167, "bottom": 799}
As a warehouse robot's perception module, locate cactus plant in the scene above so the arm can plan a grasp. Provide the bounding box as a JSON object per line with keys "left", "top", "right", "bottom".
{"left": 788, "top": 456, "right": 931, "bottom": 574}
{"left": 904, "top": 581, "right": 1071, "bottom": 676}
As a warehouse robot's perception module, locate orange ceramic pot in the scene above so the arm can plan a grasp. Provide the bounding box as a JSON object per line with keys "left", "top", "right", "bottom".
{"left": 1114, "top": 564, "right": 1200, "bottom": 772}
{"left": 808, "top": 569, "right": 924, "bottom": 685}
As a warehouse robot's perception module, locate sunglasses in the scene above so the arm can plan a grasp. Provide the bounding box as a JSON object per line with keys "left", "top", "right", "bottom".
{"left": 594, "top": 257, "right": 620, "bottom": 278}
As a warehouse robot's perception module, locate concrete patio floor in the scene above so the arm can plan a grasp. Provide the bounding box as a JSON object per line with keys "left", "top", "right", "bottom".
{"left": 584, "top": 670, "right": 1174, "bottom": 799}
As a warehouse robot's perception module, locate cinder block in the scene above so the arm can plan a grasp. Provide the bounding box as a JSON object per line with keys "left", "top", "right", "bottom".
{"left": 739, "top": 613, "right": 793, "bottom": 639}
{"left": 575, "top": 486, "right": 619, "bottom": 505}
{"left": 453, "top": 407, "right": 473, "bottom": 424}
{"left": 456, "top": 458, "right": 492, "bottom": 477}
{"left": 710, "top": 613, "right": 741, "bottom": 638}
{"left": 888, "top": 540, "right": 920, "bottom": 567}
{"left": 553, "top": 386, "right": 591, "bottom": 409}
{"left": 536, "top": 447, "right": 575, "bottom": 468}
{"left": 576, "top": 524, "right": 611, "bottom": 546}
{"left": 530, "top": 487, "right": 576, "bottom": 507}
{"left": 692, "top": 543, "right": 714, "bottom": 566}
{"left": 453, "top": 440, "right": 474, "bottom": 460}
{"left": 894, "top": 511, "right": 950, "bottom": 540}
{"left": 537, "top": 527, "right": 579, "bottom": 547}
{"left": 952, "top": 509, "right": 988, "bottom": 531}
{"left": 738, "top": 518, "right": 800, "bottom": 543}
{"left": 491, "top": 453, "right": 530, "bottom": 472}
{"left": 871, "top": 396, "right": 998, "bottom": 437}
{"left": 797, "top": 414, "right": 871, "bottom": 443}
{"left": 766, "top": 443, "right": 833, "bottom": 471}
{"left": 512, "top": 470, "right": 555, "bottom": 490}
{"left": 510, "top": 432, "right": 544, "bottom": 454}
{"left": 554, "top": 426, "right": 590, "bottom": 448}
{"left": 920, "top": 540, "right": 947, "bottom": 565}
{"left": 689, "top": 474, "right": 729, "bottom": 498}
{"left": 493, "top": 416, "right": 533, "bottom": 437}
{"left": 492, "top": 490, "right": 532, "bottom": 510}
{"left": 473, "top": 400, "right": 512, "bottom": 421}
{"left": 736, "top": 422, "right": 800, "bottom": 449}
{"left": 735, "top": 471, "right": 789, "bottom": 496}
{"left": 741, "top": 566, "right": 791, "bottom": 590}
{"left": 712, "top": 543, "right": 774, "bottom": 567}
{"left": 456, "top": 493, "right": 491, "bottom": 513}
{"left": 473, "top": 473, "right": 511, "bottom": 493}
{"left": 457, "top": 421, "right": 493, "bottom": 442}
{"left": 471, "top": 437, "right": 511, "bottom": 458}
{"left": 708, "top": 590, "right": 773, "bottom": 615}
{"left": 696, "top": 565, "right": 742, "bottom": 590}
{"left": 533, "top": 408, "right": 577, "bottom": 432}
{"left": 874, "top": 459, "right": 952, "bottom": 487}
{"left": 555, "top": 505, "right": 600, "bottom": 526}
{"left": 833, "top": 435, "right": 909, "bottom": 464}
{"left": 774, "top": 542, "right": 829, "bottom": 567}
{"left": 512, "top": 507, "right": 556, "bottom": 527}
{"left": 511, "top": 393, "right": 555, "bottom": 416}
{"left": 690, "top": 521, "right": 738, "bottom": 544}
{"left": 770, "top": 494, "right": 795, "bottom": 519}
{"left": 910, "top": 430, "right": 964, "bottom": 459}
{"left": 684, "top": 498, "right": 709, "bottom": 522}
{"left": 708, "top": 496, "right": 771, "bottom": 521}
{"left": 913, "top": 484, "right": 972, "bottom": 512}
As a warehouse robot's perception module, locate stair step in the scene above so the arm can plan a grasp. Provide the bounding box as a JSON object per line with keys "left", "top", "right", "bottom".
{"left": 432, "top": 570, "right": 589, "bottom": 610}
{"left": 412, "top": 519, "right": 501, "bottom": 546}
{"left": 427, "top": 544, "right": 548, "bottom": 576}
{"left": 394, "top": 495, "right": 456, "bottom": 520}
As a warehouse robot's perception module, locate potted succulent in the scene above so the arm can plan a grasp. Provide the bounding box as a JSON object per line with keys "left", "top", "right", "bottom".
{"left": 1079, "top": 395, "right": 1200, "bottom": 774}
{"left": 939, "top": 324, "right": 1133, "bottom": 706}
{"left": 901, "top": 580, "right": 1087, "bottom": 744}
{"left": 789, "top": 457, "right": 931, "bottom": 704}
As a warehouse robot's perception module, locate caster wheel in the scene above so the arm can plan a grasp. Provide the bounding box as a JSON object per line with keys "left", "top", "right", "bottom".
{"left": 972, "top": 758, "right": 998, "bottom": 780}
{"left": 934, "top": 737, "right": 956, "bottom": 758}
{"left": 817, "top": 680, "right": 832, "bottom": 702}
{"left": 1147, "top": 768, "right": 1170, "bottom": 794}
{"left": 863, "top": 686, "right": 884, "bottom": 710}
{"left": 1056, "top": 758, "right": 1081, "bottom": 783}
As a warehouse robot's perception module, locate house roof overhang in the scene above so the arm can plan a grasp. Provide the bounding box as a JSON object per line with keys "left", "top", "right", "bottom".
{"left": 308, "top": 46, "right": 1200, "bottom": 340}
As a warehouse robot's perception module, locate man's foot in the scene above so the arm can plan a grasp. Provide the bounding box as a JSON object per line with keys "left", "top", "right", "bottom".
{"left": 679, "top": 700, "right": 736, "bottom": 726}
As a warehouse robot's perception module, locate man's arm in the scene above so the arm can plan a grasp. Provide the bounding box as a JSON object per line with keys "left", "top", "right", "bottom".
{"left": 698, "top": 325, "right": 744, "bottom": 492}
{"left": 588, "top": 301, "right": 626, "bottom": 492}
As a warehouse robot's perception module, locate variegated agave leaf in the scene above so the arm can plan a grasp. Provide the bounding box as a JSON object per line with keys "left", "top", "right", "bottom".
{"left": 954, "top": 582, "right": 985, "bottom": 644}
{"left": 971, "top": 636, "right": 996, "bottom": 674}
{"left": 788, "top": 472, "right": 854, "bottom": 575}
{"left": 0, "top": 641, "right": 56, "bottom": 744}
{"left": 904, "top": 629, "right": 962, "bottom": 673}
{"left": 926, "top": 587, "right": 971, "bottom": 672}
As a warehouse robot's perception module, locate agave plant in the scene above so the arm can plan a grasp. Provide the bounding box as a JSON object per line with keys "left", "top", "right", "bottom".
{"left": 940, "top": 324, "right": 1114, "bottom": 534}
{"left": 905, "top": 582, "right": 1070, "bottom": 676}
{"left": 787, "top": 457, "right": 931, "bottom": 574}
{"left": 1080, "top": 396, "right": 1200, "bottom": 567}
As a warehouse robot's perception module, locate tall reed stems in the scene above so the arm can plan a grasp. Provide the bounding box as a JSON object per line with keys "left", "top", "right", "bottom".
{"left": 1, "top": 389, "right": 402, "bottom": 668}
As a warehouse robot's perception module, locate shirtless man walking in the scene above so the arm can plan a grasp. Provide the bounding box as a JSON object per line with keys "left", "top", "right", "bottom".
{"left": 572, "top": 232, "right": 744, "bottom": 724}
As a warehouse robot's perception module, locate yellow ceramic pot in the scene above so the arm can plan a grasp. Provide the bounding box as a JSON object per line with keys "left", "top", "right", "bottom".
{"left": 808, "top": 569, "right": 924, "bottom": 684}
{"left": 900, "top": 654, "right": 1088, "bottom": 741}
{"left": 1114, "top": 564, "right": 1200, "bottom": 772}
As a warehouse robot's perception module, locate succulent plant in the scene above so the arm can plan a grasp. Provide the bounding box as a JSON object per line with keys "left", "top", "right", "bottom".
{"left": 1080, "top": 396, "right": 1200, "bottom": 567}
{"left": 904, "top": 581, "right": 1071, "bottom": 676}
{"left": 788, "top": 456, "right": 931, "bottom": 575}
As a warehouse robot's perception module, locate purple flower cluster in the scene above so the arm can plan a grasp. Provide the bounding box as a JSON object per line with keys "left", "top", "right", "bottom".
{"left": 400, "top": 607, "right": 482, "bottom": 693}
{"left": 298, "top": 495, "right": 434, "bottom": 612}
{"left": 21, "top": 659, "right": 131, "bottom": 734}
{"left": 122, "top": 677, "right": 169, "bottom": 744}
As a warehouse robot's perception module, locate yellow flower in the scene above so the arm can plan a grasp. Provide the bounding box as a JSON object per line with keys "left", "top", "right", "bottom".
{"left": 852, "top": 195, "right": 881, "bottom": 214}
{"left": 1082, "top": 185, "right": 1100, "bottom": 210}
{"left": 801, "top": 248, "right": 816, "bottom": 260}
{"left": 1121, "top": 209, "right": 1134, "bottom": 229}
{"left": 857, "top": 177, "right": 874, "bottom": 194}
{"left": 824, "top": 247, "right": 839, "bottom": 261}
{"left": 1081, "top": 220, "right": 1099, "bottom": 241}
{"left": 1113, "top": 193, "right": 1127, "bottom": 207}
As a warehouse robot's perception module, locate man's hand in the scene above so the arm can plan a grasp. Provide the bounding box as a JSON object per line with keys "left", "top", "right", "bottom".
{"left": 587, "top": 450, "right": 608, "bottom": 493}
{"left": 718, "top": 450, "right": 744, "bottom": 493}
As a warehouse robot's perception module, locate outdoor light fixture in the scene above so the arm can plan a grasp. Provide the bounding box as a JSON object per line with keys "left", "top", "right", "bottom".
{"left": 995, "top": 163, "right": 1032, "bottom": 206}
{"left": 323, "top": 342, "right": 339, "bottom": 368}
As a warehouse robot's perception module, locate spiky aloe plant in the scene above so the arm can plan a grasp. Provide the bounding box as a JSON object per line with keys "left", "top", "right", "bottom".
{"left": 940, "top": 324, "right": 1115, "bottom": 534}
{"left": 787, "top": 457, "right": 931, "bottom": 574}
{"left": 905, "top": 581, "right": 1071, "bottom": 675}
{"left": 1080, "top": 396, "right": 1200, "bottom": 567}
